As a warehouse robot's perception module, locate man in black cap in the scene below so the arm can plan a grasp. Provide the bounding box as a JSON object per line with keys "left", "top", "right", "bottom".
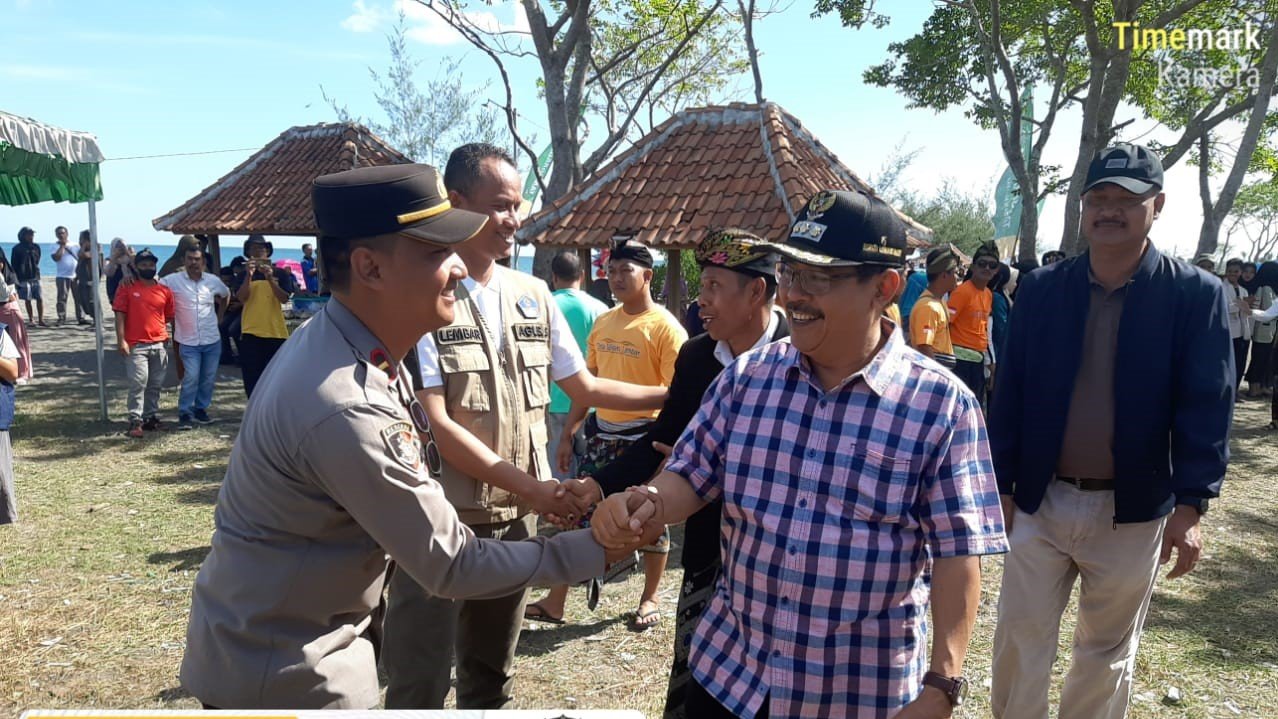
{"left": 591, "top": 190, "right": 1008, "bottom": 719}
{"left": 112, "top": 248, "right": 174, "bottom": 438}
{"left": 179, "top": 164, "right": 640, "bottom": 710}
{"left": 546, "top": 228, "right": 789, "bottom": 717}
{"left": 989, "top": 142, "right": 1233, "bottom": 719}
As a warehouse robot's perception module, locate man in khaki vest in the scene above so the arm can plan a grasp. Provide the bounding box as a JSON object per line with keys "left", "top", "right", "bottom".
{"left": 381, "top": 143, "right": 668, "bottom": 709}
{"left": 180, "top": 164, "right": 636, "bottom": 710}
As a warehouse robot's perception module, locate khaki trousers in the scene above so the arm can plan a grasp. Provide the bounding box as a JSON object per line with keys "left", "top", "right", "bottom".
{"left": 991, "top": 480, "right": 1168, "bottom": 719}
{"left": 381, "top": 514, "right": 535, "bottom": 709}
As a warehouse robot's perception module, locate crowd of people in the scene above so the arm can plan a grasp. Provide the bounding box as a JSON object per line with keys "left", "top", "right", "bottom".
{"left": 0, "top": 139, "right": 1254, "bottom": 719}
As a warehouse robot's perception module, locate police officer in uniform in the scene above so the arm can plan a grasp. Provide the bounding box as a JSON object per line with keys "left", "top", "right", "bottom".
{"left": 381, "top": 143, "right": 667, "bottom": 709}
{"left": 179, "top": 164, "right": 631, "bottom": 710}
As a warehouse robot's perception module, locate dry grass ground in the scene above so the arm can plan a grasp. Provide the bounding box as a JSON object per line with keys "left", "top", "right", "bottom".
{"left": 1, "top": 317, "right": 1275, "bottom": 718}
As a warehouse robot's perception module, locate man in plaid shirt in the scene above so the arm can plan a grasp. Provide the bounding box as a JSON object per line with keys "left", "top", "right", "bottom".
{"left": 593, "top": 189, "right": 1008, "bottom": 719}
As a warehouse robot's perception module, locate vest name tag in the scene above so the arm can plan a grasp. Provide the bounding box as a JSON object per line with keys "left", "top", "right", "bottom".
{"left": 513, "top": 323, "right": 549, "bottom": 341}
{"left": 437, "top": 326, "right": 483, "bottom": 345}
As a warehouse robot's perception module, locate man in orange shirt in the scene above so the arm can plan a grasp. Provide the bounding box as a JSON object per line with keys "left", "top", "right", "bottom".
{"left": 948, "top": 242, "right": 997, "bottom": 402}
{"left": 910, "top": 248, "right": 960, "bottom": 368}
{"left": 113, "top": 249, "right": 175, "bottom": 438}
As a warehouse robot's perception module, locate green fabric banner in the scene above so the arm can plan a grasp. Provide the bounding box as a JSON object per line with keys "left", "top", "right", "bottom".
{"left": 0, "top": 142, "right": 103, "bottom": 206}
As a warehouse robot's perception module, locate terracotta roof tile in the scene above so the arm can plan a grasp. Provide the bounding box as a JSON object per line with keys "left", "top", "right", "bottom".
{"left": 522, "top": 103, "right": 931, "bottom": 249}
{"left": 153, "top": 123, "right": 410, "bottom": 236}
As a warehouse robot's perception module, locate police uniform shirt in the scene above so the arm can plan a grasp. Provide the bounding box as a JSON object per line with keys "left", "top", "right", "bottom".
{"left": 180, "top": 297, "right": 604, "bottom": 710}
{"left": 416, "top": 265, "right": 586, "bottom": 388}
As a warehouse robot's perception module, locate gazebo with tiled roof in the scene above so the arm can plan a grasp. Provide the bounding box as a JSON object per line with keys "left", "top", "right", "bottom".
{"left": 152, "top": 122, "right": 410, "bottom": 268}
{"left": 520, "top": 102, "right": 932, "bottom": 311}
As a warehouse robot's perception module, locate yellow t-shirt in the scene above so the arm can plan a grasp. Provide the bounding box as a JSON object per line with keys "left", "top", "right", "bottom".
{"left": 947, "top": 281, "right": 991, "bottom": 351}
{"left": 240, "top": 280, "right": 289, "bottom": 340}
{"left": 909, "top": 290, "right": 954, "bottom": 356}
{"left": 587, "top": 305, "right": 687, "bottom": 423}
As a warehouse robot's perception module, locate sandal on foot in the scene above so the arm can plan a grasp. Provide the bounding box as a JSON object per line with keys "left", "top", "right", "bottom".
{"left": 523, "top": 602, "right": 565, "bottom": 625}
{"left": 629, "top": 606, "right": 662, "bottom": 632}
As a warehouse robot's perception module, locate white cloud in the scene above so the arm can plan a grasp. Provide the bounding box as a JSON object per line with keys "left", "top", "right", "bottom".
{"left": 394, "top": 0, "right": 529, "bottom": 46}
{"left": 342, "top": 0, "right": 389, "bottom": 33}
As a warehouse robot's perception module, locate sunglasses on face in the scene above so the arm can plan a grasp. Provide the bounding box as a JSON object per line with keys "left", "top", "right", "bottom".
{"left": 974, "top": 260, "right": 1000, "bottom": 270}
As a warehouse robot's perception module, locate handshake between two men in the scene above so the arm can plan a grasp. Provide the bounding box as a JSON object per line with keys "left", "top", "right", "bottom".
{"left": 542, "top": 478, "right": 668, "bottom": 555}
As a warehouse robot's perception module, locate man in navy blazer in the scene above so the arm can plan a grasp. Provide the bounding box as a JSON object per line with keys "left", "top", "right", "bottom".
{"left": 988, "top": 142, "right": 1233, "bottom": 719}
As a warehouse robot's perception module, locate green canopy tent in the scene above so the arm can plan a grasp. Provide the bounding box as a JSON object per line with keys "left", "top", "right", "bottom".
{"left": 0, "top": 110, "right": 108, "bottom": 421}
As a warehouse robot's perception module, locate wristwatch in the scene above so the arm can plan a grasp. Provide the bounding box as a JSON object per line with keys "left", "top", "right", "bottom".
{"left": 922, "top": 672, "right": 968, "bottom": 707}
{"left": 1179, "top": 497, "right": 1209, "bottom": 516}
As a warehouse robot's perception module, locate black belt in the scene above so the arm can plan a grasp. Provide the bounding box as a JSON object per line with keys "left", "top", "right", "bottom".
{"left": 1055, "top": 476, "right": 1115, "bottom": 491}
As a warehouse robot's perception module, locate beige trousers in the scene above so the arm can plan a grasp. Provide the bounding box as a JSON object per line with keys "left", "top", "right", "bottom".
{"left": 991, "top": 480, "right": 1168, "bottom": 719}
{"left": 380, "top": 514, "right": 535, "bottom": 709}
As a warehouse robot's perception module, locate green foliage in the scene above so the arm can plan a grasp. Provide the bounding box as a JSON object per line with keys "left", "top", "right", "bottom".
{"left": 895, "top": 180, "right": 996, "bottom": 257}
{"left": 324, "top": 14, "right": 507, "bottom": 166}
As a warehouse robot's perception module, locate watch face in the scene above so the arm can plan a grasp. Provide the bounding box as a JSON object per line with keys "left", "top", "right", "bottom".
{"left": 956, "top": 677, "right": 969, "bottom": 706}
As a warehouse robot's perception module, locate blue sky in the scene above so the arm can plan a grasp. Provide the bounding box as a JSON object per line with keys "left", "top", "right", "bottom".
{"left": 1, "top": 0, "right": 1219, "bottom": 258}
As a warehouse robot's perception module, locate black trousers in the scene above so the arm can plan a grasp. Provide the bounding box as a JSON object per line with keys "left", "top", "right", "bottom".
{"left": 953, "top": 355, "right": 986, "bottom": 405}
{"left": 238, "top": 334, "right": 285, "bottom": 399}
{"left": 685, "top": 678, "right": 769, "bottom": 719}
{"left": 1232, "top": 338, "right": 1250, "bottom": 390}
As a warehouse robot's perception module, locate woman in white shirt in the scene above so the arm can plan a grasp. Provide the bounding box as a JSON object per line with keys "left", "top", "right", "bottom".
{"left": 1224, "top": 258, "right": 1251, "bottom": 396}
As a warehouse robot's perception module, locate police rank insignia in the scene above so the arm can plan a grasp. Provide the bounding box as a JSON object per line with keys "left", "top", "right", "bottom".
{"left": 516, "top": 295, "right": 540, "bottom": 319}
{"left": 381, "top": 421, "right": 423, "bottom": 472}
{"left": 807, "top": 191, "right": 837, "bottom": 218}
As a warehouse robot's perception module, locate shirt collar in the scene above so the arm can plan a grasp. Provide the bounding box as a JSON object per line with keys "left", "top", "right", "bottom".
{"left": 461, "top": 268, "right": 502, "bottom": 296}
{"left": 713, "top": 308, "right": 780, "bottom": 367}
{"left": 325, "top": 296, "right": 388, "bottom": 361}
{"left": 783, "top": 317, "right": 907, "bottom": 397}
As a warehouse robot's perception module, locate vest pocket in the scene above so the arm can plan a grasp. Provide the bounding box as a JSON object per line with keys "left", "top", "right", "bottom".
{"left": 440, "top": 346, "right": 492, "bottom": 412}
{"left": 518, "top": 342, "right": 551, "bottom": 409}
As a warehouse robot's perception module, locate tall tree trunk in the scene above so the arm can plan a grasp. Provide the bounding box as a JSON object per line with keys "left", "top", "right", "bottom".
{"left": 1195, "top": 18, "right": 1278, "bottom": 257}
{"left": 738, "top": 0, "right": 763, "bottom": 104}
{"left": 1016, "top": 188, "right": 1039, "bottom": 264}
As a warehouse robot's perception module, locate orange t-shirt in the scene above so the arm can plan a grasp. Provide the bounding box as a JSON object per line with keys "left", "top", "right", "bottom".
{"left": 112, "top": 282, "right": 174, "bottom": 344}
{"left": 947, "top": 281, "right": 991, "bottom": 351}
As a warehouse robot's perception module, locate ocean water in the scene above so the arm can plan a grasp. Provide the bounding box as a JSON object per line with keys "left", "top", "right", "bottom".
{"left": 1, "top": 243, "right": 537, "bottom": 277}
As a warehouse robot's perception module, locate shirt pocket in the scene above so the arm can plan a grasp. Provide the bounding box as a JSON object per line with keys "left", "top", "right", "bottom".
{"left": 826, "top": 448, "right": 915, "bottom": 525}
{"left": 518, "top": 342, "right": 551, "bottom": 410}
{"left": 439, "top": 345, "right": 492, "bottom": 412}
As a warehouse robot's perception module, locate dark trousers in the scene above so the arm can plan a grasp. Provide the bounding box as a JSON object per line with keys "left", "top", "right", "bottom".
{"left": 953, "top": 355, "right": 986, "bottom": 405}
{"left": 75, "top": 280, "right": 94, "bottom": 322}
{"left": 381, "top": 514, "right": 535, "bottom": 709}
{"left": 219, "top": 312, "right": 242, "bottom": 364}
{"left": 1232, "top": 338, "right": 1249, "bottom": 390}
{"left": 1245, "top": 338, "right": 1274, "bottom": 386}
{"left": 685, "top": 678, "right": 769, "bottom": 719}
{"left": 238, "top": 333, "right": 285, "bottom": 398}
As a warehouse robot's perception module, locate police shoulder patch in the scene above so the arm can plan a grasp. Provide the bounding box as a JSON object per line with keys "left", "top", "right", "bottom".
{"left": 381, "top": 421, "right": 423, "bottom": 472}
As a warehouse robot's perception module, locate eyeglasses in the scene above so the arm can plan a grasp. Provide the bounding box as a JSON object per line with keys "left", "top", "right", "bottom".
{"left": 775, "top": 261, "right": 858, "bottom": 296}
{"left": 974, "top": 260, "right": 1000, "bottom": 270}
{"left": 1081, "top": 193, "right": 1155, "bottom": 212}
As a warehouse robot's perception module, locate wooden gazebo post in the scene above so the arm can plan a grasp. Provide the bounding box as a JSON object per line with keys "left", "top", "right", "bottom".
{"left": 665, "top": 249, "right": 683, "bottom": 313}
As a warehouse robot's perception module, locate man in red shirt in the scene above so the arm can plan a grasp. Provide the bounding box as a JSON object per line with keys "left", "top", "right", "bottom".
{"left": 113, "top": 249, "right": 175, "bottom": 438}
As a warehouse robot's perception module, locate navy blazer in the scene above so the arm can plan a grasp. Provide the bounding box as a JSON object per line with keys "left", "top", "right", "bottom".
{"left": 989, "top": 243, "right": 1233, "bottom": 523}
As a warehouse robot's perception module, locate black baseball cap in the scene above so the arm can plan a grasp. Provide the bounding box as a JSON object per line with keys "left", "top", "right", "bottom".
{"left": 1083, "top": 142, "right": 1164, "bottom": 195}
{"left": 312, "top": 164, "right": 487, "bottom": 245}
{"left": 134, "top": 249, "right": 159, "bottom": 265}
{"left": 762, "top": 189, "right": 907, "bottom": 268}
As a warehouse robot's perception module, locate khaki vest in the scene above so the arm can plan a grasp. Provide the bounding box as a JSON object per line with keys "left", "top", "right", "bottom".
{"left": 434, "top": 267, "right": 554, "bottom": 525}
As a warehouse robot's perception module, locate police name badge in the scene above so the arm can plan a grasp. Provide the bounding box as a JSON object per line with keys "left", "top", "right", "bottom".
{"left": 381, "top": 421, "right": 423, "bottom": 472}
{"left": 516, "top": 295, "right": 540, "bottom": 319}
